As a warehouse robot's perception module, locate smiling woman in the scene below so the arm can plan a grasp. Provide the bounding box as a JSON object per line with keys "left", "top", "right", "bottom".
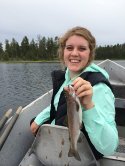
{"left": 64, "top": 35, "right": 90, "bottom": 78}
{"left": 30, "top": 26, "right": 118, "bottom": 161}
{"left": 64, "top": 35, "right": 90, "bottom": 76}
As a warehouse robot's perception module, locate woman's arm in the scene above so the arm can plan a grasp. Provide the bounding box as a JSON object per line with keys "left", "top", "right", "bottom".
{"left": 83, "top": 83, "right": 119, "bottom": 155}
{"left": 30, "top": 105, "right": 51, "bottom": 134}
{"left": 34, "top": 105, "right": 51, "bottom": 125}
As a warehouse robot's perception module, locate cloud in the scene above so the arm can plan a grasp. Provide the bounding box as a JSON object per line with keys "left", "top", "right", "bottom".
{"left": 0, "top": 0, "right": 125, "bottom": 45}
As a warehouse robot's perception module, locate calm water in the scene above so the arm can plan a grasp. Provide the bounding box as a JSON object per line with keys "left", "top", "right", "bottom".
{"left": 0, "top": 60, "right": 125, "bottom": 117}
{"left": 0, "top": 62, "right": 61, "bottom": 117}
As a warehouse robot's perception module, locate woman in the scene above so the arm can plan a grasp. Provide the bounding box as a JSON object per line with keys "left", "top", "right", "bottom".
{"left": 30, "top": 26, "right": 118, "bottom": 160}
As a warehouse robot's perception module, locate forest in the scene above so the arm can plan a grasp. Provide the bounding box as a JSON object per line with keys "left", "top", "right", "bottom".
{"left": 0, "top": 36, "right": 125, "bottom": 61}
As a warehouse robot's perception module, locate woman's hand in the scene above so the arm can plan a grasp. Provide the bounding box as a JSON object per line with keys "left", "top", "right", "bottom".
{"left": 30, "top": 121, "right": 40, "bottom": 135}
{"left": 72, "top": 77, "right": 94, "bottom": 110}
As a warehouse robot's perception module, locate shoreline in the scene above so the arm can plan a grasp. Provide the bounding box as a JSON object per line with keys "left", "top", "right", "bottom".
{"left": 0, "top": 60, "right": 60, "bottom": 64}
{"left": 0, "top": 59, "right": 125, "bottom": 64}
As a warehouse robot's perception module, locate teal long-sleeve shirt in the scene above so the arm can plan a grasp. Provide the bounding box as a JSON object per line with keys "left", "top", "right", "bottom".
{"left": 34, "top": 63, "right": 119, "bottom": 156}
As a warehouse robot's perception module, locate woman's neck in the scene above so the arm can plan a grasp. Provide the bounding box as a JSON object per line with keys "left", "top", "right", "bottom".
{"left": 69, "top": 71, "right": 81, "bottom": 80}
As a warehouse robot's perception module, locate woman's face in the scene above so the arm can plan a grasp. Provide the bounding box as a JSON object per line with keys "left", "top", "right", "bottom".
{"left": 63, "top": 35, "right": 90, "bottom": 75}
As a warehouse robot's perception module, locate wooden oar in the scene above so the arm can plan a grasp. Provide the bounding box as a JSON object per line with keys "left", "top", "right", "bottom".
{"left": 0, "top": 109, "right": 13, "bottom": 132}
{"left": 0, "top": 106, "right": 22, "bottom": 151}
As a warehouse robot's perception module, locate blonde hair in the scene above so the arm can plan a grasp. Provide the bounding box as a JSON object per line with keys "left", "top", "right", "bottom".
{"left": 58, "top": 26, "right": 96, "bottom": 66}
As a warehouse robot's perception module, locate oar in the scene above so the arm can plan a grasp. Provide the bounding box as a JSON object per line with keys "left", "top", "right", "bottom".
{"left": 0, "top": 106, "right": 22, "bottom": 151}
{"left": 0, "top": 109, "right": 12, "bottom": 132}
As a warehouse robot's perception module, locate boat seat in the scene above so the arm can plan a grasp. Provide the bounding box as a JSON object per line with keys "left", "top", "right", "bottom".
{"left": 19, "top": 149, "right": 44, "bottom": 166}
{"left": 29, "top": 124, "right": 98, "bottom": 166}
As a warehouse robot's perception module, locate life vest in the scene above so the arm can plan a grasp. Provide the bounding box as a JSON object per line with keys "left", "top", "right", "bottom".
{"left": 49, "top": 70, "right": 113, "bottom": 160}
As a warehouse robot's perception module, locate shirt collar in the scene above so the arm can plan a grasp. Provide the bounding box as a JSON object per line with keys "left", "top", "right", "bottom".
{"left": 65, "top": 67, "right": 85, "bottom": 84}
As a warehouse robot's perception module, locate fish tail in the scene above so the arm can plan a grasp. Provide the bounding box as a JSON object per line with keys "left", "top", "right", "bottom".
{"left": 68, "top": 148, "right": 81, "bottom": 161}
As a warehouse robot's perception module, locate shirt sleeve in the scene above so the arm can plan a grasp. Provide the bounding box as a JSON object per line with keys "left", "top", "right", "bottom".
{"left": 34, "top": 105, "right": 51, "bottom": 125}
{"left": 82, "top": 83, "right": 119, "bottom": 156}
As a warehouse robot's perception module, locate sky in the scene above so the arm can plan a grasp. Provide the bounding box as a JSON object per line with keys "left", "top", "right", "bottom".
{"left": 0, "top": 0, "right": 125, "bottom": 46}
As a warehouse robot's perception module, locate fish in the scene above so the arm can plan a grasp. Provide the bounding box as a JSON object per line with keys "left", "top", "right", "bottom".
{"left": 64, "top": 85, "right": 82, "bottom": 161}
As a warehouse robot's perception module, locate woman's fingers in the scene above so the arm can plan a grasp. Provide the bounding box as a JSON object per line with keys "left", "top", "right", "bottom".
{"left": 77, "top": 89, "right": 92, "bottom": 98}
{"left": 72, "top": 77, "right": 92, "bottom": 97}
{"left": 30, "top": 121, "right": 39, "bottom": 134}
{"left": 72, "top": 77, "right": 94, "bottom": 109}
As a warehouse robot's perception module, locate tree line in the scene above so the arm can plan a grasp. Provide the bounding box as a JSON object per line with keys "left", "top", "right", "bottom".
{"left": 95, "top": 44, "right": 125, "bottom": 60}
{"left": 0, "top": 36, "right": 125, "bottom": 61}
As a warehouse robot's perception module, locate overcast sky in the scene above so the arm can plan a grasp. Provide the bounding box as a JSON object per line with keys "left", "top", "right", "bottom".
{"left": 0, "top": 0, "right": 125, "bottom": 46}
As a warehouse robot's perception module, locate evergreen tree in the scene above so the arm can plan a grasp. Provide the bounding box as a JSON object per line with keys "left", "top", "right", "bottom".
{"left": 53, "top": 36, "right": 59, "bottom": 59}
{"left": 20, "top": 36, "right": 29, "bottom": 60}
{"left": 46, "top": 37, "right": 54, "bottom": 59}
{"left": 0, "top": 43, "right": 4, "bottom": 60}
{"left": 4, "top": 39, "right": 10, "bottom": 60}
{"left": 10, "top": 38, "right": 20, "bottom": 60}
{"left": 28, "top": 39, "right": 38, "bottom": 60}
{"left": 38, "top": 36, "right": 47, "bottom": 60}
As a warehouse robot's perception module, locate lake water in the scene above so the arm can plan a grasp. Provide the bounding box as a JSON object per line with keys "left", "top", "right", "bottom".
{"left": 0, "top": 60, "right": 125, "bottom": 117}
{"left": 0, "top": 62, "right": 61, "bottom": 117}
